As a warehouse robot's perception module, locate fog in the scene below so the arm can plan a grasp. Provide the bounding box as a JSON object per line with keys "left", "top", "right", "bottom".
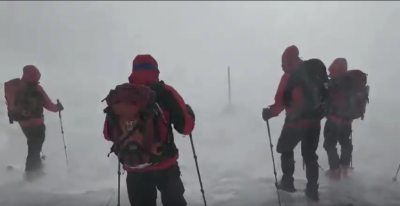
{"left": 0, "top": 1, "right": 400, "bottom": 206}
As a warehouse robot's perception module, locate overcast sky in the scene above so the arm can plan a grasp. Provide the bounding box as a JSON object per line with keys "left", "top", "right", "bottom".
{"left": 1, "top": 2, "right": 398, "bottom": 104}
{"left": 1, "top": 1, "right": 399, "bottom": 129}
{"left": 0, "top": 1, "right": 399, "bottom": 144}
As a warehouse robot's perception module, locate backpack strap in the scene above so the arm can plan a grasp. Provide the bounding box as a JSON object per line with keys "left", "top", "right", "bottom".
{"left": 107, "top": 121, "right": 141, "bottom": 158}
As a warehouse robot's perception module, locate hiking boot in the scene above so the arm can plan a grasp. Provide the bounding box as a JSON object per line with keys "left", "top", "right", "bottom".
{"left": 24, "top": 171, "right": 36, "bottom": 181}
{"left": 325, "top": 168, "right": 341, "bottom": 180}
{"left": 277, "top": 180, "right": 297, "bottom": 193}
{"left": 341, "top": 165, "right": 354, "bottom": 178}
{"left": 24, "top": 169, "right": 45, "bottom": 182}
{"left": 304, "top": 183, "right": 319, "bottom": 202}
{"left": 38, "top": 162, "right": 45, "bottom": 170}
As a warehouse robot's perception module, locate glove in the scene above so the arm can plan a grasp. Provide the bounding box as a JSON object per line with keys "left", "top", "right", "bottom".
{"left": 56, "top": 99, "right": 64, "bottom": 112}
{"left": 262, "top": 107, "right": 275, "bottom": 121}
{"left": 186, "top": 104, "right": 195, "bottom": 122}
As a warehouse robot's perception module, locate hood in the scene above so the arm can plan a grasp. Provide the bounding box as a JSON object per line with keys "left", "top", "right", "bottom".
{"left": 21, "top": 65, "right": 41, "bottom": 83}
{"left": 128, "top": 54, "right": 160, "bottom": 85}
{"left": 281, "top": 45, "right": 301, "bottom": 73}
{"left": 328, "top": 58, "right": 347, "bottom": 78}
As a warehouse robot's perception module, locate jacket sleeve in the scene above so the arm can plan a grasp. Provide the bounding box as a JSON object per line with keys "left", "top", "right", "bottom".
{"left": 37, "top": 85, "right": 59, "bottom": 112}
{"left": 269, "top": 73, "right": 290, "bottom": 117}
{"left": 163, "top": 84, "right": 195, "bottom": 135}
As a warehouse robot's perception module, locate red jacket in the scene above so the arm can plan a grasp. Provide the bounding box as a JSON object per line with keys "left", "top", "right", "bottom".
{"left": 326, "top": 58, "right": 352, "bottom": 125}
{"left": 104, "top": 54, "right": 195, "bottom": 172}
{"left": 268, "top": 45, "right": 320, "bottom": 128}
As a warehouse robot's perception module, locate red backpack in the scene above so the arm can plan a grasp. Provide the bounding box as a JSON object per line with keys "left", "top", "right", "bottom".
{"left": 4, "top": 78, "right": 44, "bottom": 124}
{"left": 102, "top": 83, "right": 172, "bottom": 169}
{"left": 327, "top": 70, "right": 369, "bottom": 120}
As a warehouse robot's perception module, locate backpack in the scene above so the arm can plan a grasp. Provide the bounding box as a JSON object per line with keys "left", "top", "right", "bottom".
{"left": 327, "top": 69, "right": 369, "bottom": 120}
{"left": 4, "top": 78, "right": 44, "bottom": 123}
{"left": 102, "top": 82, "right": 174, "bottom": 169}
{"left": 283, "top": 58, "right": 329, "bottom": 120}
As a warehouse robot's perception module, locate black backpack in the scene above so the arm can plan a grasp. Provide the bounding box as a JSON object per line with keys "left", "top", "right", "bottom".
{"left": 283, "top": 58, "right": 329, "bottom": 120}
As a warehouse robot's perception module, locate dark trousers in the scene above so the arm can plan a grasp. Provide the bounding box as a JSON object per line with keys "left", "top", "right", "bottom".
{"left": 126, "top": 164, "right": 187, "bottom": 206}
{"left": 276, "top": 125, "right": 320, "bottom": 185}
{"left": 20, "top": 124, "right": 46, "bottom": 172}
{"left": 323, "top": 119, "right": 353, "bottom": 170}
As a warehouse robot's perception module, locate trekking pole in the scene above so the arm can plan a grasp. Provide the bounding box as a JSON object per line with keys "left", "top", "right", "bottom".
{"left": 318, "top": 163, "right": 325, "bottom": 171}
{"left": 189, "top": 133, "right": 207, "bottom": 206}
{"left": 350, "top": 132, "right": 353, "bottom": 168}
{"left": 117, "top": 160, "right": 121, "bottom": 206}
{"left": 57, "top": 99, "right": 69, "bottom": 171}
{"left": 228, "top": 66, "right": 232, "bottom": 107}
{"left": 392, "top": 163, "right": 400, "bottom": 182}
{"left": 106, "top": 158, "right": 123, "bottom": 206}
{"left": 106, "top": 190, "right": 115, "bottom": 206}
{"left": 266, "top": 120, "right": 282, "bottom": 206}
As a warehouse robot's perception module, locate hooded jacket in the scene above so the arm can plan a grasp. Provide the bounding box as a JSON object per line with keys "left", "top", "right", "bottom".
{"left": 5, "top": 65, "right": 59, "bottom": 127}
{"left": 326, "top": 58, "right": 352, "bottom": 125}
{"left": 268, "top": 45, "right": 320, "bottom": 128}
{"left": 328, "top": 58, "right": 348, "bottom": 78}
{"left": 105, "top": 54, "right": 195, "bottom": 172}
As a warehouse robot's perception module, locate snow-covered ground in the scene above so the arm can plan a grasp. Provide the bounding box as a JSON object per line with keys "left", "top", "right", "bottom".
{"left": 1, "top": 101, "right": 400, "bottom": 206}
{"left": 1, "top": 1, "right": 400, "bottom": 206}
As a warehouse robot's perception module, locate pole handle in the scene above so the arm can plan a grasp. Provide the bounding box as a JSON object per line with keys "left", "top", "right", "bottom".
{"left": 57, "top": 99, "right": 62, "bottom": 118}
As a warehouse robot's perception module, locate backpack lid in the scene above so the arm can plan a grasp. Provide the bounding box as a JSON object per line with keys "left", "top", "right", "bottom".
{"left": 289, "top": 58, "right": 328, "bottom": 88}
